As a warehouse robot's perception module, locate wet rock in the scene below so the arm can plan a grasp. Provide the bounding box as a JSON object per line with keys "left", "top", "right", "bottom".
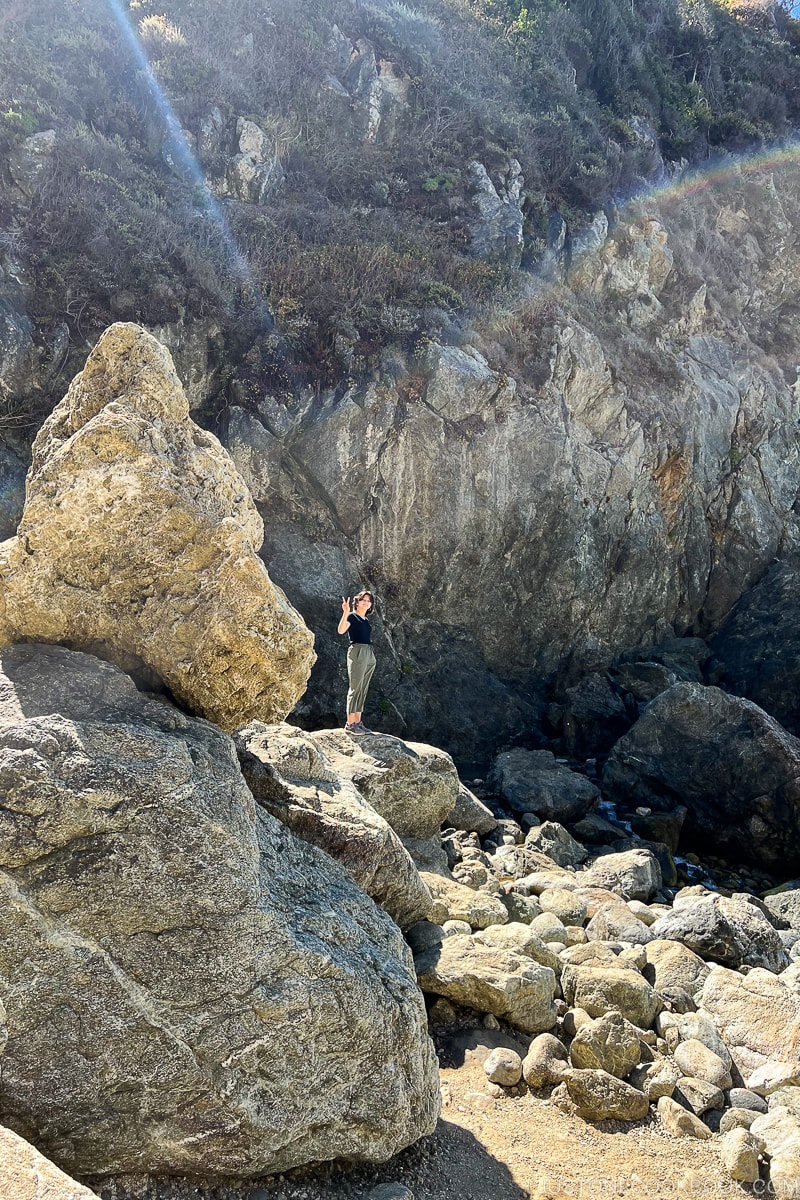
{"left": 489, "top": 750, "right": 599, "bottom": 822}
{"left": 602, "top": 683, "right": 800, "bottom": 873}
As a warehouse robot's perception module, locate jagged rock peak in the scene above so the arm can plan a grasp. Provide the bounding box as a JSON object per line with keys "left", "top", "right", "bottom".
{"left": 0, "top": 322, "right": 315, "bottom": 731}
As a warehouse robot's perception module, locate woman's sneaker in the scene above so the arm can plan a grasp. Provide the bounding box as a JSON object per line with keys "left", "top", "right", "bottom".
{"left": 345, "top": 722, "right": 364, "bottom": 735}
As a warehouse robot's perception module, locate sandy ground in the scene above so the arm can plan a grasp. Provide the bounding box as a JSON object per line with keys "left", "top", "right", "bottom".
{"left": 91, "top": 1024, "right": 756, "bottom": 1200}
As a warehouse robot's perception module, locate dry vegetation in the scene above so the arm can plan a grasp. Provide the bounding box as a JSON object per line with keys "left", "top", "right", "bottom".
{"left": 2, "top": 0, "right": 800, "bottom": 413}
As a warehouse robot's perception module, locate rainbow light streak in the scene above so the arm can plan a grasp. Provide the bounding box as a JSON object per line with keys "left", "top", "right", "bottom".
{"left": 103, "top": 0, "right": 267, "bottom": 317}
{"left": 619, "top": 138, "right": 800, "bottom": 219}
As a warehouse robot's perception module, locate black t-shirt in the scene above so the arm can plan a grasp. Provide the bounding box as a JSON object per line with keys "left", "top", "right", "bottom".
{"left": 347, "top": 613, "right": 372, "bottom": 644}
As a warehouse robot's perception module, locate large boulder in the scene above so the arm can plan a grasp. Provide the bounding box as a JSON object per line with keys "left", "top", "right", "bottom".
{"left": 421, "top": 872, "right": 509, "bottom": 930}
{"left": 602, "top": 683, "right": 800, "bottom": 871}
{"left": 560, "top": 963, "right": 661, "bottom": 1028}
{"left": 699, "top": 965, "right": 800, "bottom": 1079}
{"left": 650, "top": 894, "right": 788, "bottom": 973}
{"left": 488, "top": 749, "right": 599, "bottom": 822}
{"left": 0, "top": 644, "right": 439, "bottom": 1177}
{"left": 233, "top": 722, "right": 432, "bottom": 929}
{"left": 0, "top": 323, "right": 315, "bottom": 732}
{"left": 310, "top": 729, "right": 458, "bottom": 841}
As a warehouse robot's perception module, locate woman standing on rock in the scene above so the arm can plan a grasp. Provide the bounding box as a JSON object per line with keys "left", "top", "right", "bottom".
{"left": 338, "top": 591, "right": 376, "bottom": 734}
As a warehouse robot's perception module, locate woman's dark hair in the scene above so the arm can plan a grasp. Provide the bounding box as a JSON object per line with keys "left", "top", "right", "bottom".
{"left": 354, "top": 589, "right": 374, "bottom": 613}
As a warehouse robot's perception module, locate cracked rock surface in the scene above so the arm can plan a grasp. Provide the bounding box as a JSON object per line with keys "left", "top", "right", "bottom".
{"left": 0, "top": 322, "right": 315, "bottom": 733}
{"left": 0, "top": 643, "right": 439, "bottom": 1178}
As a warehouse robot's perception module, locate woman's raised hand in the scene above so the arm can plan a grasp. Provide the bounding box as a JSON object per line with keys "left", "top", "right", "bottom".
{"left": 341, "top": 596, "right": 351, "bottom": 614}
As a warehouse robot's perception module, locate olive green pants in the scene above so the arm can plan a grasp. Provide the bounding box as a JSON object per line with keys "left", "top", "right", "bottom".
{"left": 346, "top": 643, "right": 376, "bottom": 715}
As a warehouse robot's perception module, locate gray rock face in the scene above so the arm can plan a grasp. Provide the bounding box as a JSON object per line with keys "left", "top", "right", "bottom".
{"left": 489, "top": 750, "right": 599, "bottom": 822}
{"left": 468, "top": 160, "right": 525, "bottom": 266}
{"left": 603, "top": 683, "right": 800, "bottom": 872}
{"left": 651, "top": 895, "right": 788, "bottom": 973}
{"left": 8, "top": 129, "right": 57, "bottom": 195}
{"left": 569, "top": 1012, "right": 642, "bottom": 1078}
{"left": 0, "top": 644, "right": 439, "bottom": 1177}
{"left": 581, "top": 849, "right": 662, "bottom": 902}
{"left": 445, "top": 782, "right": 497, "bottom": 836}
{"left": 711, "top": 560, "right": 800, "bottom": 735}
{"left": 234, "top": 721, "right": 432, "bottom": 929}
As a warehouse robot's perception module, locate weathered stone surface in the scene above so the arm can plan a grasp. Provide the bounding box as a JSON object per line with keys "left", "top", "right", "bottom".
{"left": 225, "top": 117, "right": 284, "bottom": 204}
{"left": 311, "top": 730, "right": 458, "bottom": 840}
{"left": 0, "top": 1124, "right": 99, "bottom": 1199}
{"left": 561, "top": 672, "right": 630, "bottom": 758}
{"left": 765, "top": 888, "right": 800, "bottom": 932}
{"left": 643, "top": 939, "right": 710, "bottom": 1010}
{"left": 750, "top": 1109, "right": 800, "bottom": 1197}
{"left": 673, "top": 1076, "right": 725, "bottom": 1116}
{"left": 699, "top": 965, "right": 800, "bottom": 1078}
{"left": 629, "top": 1059, "right": 680, "bottom": 1101}
{"left": 564, "top": 1069, "right": 648, "bottom": 1122}
{"left": 581, "top": 849, "right": 662, "bottom": 902}
{"left": 530, "top": 911, "right": 569, "bottom": 945}
{"left": 651, "top": 895, "right": 788, "bottom": 972}
{"left": 8, "top": 129, "right": 57, "bottom": 196}
{"left": 560, "top": 963, "right": 661, "bottom": 1028}
{"left": 473, "top": 923, "right": 562, "bottom": 975}
{"left": 420, "top": 873, "right": 508, "bottom": 930}
{"left": 657, "top": 1095, "right": 712, "bottom": 1139}
{"left": 234, "top": 721, "right": 432, "bottom": 929}
{"left": 769, "top": 1086, "right": 800, "bottom": 1117}
{"left": 674, "top": 1040, "right": 733, "bottom": 1089}
{"left": 585, "top": 901, "right": 654, "bottom": 946}
{"left": 718, "top": 1128, "right": 760, "bottom": 1182}
{"left": 489, "top": 750, "right": 599, "bottom": 822}
{"left": 415, "top": 934, "right": 558, "bottom": 1034}
{"left": 445, "top": 783, "right": 497, "bottom": 836}
{"left": 521, "top": 1032, "right": 569, "bottom": 1089}
{"left": 0, "top": 324, "right": 315, "bottom": 732}
{"left": 0, "top": 644, "right": 438, "bottom": 1176}
{"left": 569, "top": 1012, "right": 641, "bottom": 1078}
{"left": 677, "top": 1011, "right": 733, "bottom": 1068}
{"left": 525, "top": 822, "right": 588, "bottom": 868}
{"left": 719, "top": 1109, "right": 761, "bottom": 1133}
{"left": 483, "top": 1047, "right": 523, "bottom": 1086}
{"left": 539, "top": 887, "right": 588, "bottom": 927}
{"left": 0, "top": 441, "right": 27, "bottom": 541}
{"left": 468, "top": 159, "right": 524, "bottom": 266}
{"left": 603, "top": 683, "right": 800, "bottom": 872}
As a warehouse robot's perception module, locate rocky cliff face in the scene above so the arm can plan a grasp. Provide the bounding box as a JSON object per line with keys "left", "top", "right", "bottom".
{"left": 223, "top": 162, "right": 800, "bottom": 757}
